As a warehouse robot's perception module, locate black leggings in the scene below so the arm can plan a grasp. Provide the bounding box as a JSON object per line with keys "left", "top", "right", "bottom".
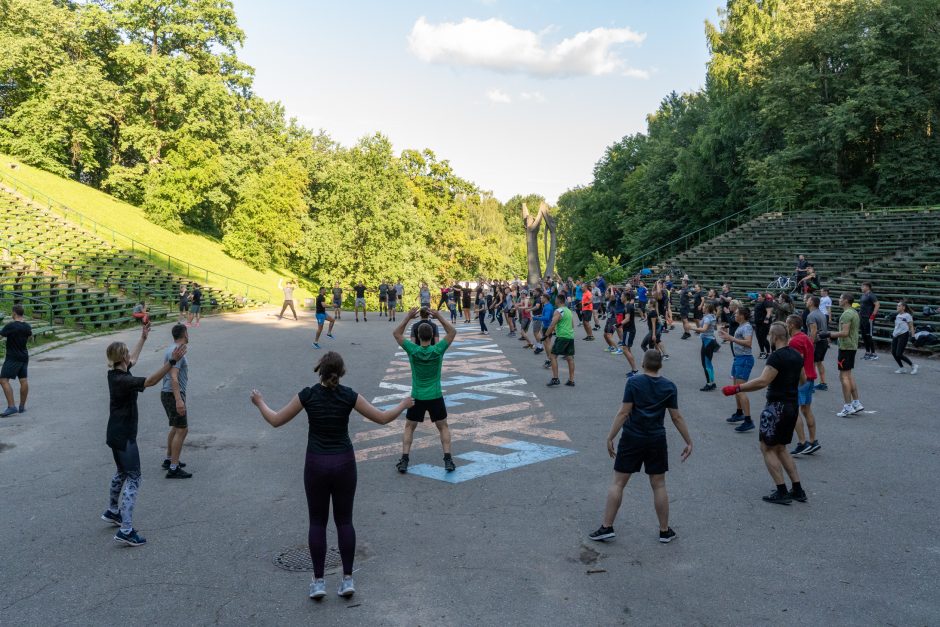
{"left": 891, "top": 333, "right": 912, "bottom": 368}
{"left": 304, "top": 450, "right": 357, "bottom": 578}
{"left": 478, "top": 312, "right": 488, "bottom": 333}
{"left": 755, "top": 323, "right": 771, "bottom": 354}
{"left": 861, "top": 318, "right": 875, "bottom": 353}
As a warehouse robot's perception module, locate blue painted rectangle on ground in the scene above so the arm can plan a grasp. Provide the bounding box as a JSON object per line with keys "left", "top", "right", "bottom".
{"left": 406, "top": 440, "right": 576, "bottom": 484}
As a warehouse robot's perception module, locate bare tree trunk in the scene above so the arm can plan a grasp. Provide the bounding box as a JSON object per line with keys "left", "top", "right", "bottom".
{"left": 522, "top": 202, "right": 544, "bottom": 288}
{"left": 543, "top": 206, "right": 557, "bottom": 279}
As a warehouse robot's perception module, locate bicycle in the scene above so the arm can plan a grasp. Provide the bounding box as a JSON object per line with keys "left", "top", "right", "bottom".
{"left": 767, "top": 275, "right": 797, "bottom": 293}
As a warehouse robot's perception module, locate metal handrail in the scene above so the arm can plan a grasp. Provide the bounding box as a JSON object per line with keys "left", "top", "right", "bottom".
{"left": 0, "top": 169, "right": 271, "bottom": 302}
{"left": 0, "top": 291, "right": 55, "bottom": 323}
{"left": 609, "top": 196, "right": 796, "bottom": 276}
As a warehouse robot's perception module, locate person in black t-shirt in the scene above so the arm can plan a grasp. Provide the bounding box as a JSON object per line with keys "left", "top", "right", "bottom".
{"left": 187, "top": 284, "right": 203, "bottom": 327}
{"left": 723, "top": 322, "right": 807, "bottom": 505}
{"left": 353, "top": 282, "right": 368, "bottom": 322}
{"left": 251, "top": 351, "right": 413, "bottom": 600}
{"left": 313, "top": 287, "right": 336, "bottom": 349}
{"left": 102, "top": 324, "right": 186, "bottom": 546}
{"left": 1, "top": 305, "right": 32, "bottom": 416}
{"left": 589, "top": 350, "right": 693, "bottom": 544}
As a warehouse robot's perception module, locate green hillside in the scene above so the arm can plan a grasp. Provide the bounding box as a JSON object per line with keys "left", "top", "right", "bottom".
{"left": 1, "top": 155, "right": 302, "bottom": 304}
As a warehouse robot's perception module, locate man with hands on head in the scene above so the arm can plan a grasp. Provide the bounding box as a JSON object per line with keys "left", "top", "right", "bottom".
{"left": 589, "top": 350, "right": 693, "bottom": 545}
{"left": 393, "top": 307, "right": 458, "bottom": 474}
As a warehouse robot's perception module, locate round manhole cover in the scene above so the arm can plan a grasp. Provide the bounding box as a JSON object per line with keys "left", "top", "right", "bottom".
{"left": 273, "top": 546, "right": 342, "bottom": 572}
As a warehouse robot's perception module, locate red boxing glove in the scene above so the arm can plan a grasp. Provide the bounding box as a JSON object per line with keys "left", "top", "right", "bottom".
{"left": 722, "top": 385, "right": 741, "bottom": 396}
{"left": 869, "top": 314, "right": 876, "bottom": 321}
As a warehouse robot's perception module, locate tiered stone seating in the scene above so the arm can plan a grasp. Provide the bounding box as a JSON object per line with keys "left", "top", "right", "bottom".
{"left": 654, "top": 207, "right": 940, "bottom": 349}
{"left": 0, "top": 188, "right": 263, "bottom": 332}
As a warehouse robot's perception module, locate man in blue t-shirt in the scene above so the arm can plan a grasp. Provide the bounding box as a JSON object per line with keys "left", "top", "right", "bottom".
{"left": 588, "top": 350, "right": 693, "bottom": 544}
{"left": 637, "top": 281, "right": 648, "bottom": 322}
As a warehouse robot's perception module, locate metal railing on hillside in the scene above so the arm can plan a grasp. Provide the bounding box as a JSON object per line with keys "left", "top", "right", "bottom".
{"left": 609, "top": 197, "right": 796, "bottom": 277}
{"left": 0, "top": 169, "right": 271, "bottom": 302}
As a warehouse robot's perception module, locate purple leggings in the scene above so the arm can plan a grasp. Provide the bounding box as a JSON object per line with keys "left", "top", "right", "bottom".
{"left": 304, "top": 450, "right": 357, "bottom": 578}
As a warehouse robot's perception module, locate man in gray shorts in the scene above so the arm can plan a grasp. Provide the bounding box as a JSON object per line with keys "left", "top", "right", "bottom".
{"left": 162, "top": 324, "right": 192, "bottom": 478}
{"left": 353, "top": 282, "right": 367, "bottom": 322}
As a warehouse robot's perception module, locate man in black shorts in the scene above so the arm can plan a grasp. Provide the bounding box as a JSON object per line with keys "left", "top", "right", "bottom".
{"left": 1, "top": 305, "right": 32, "bottom": 416}
{"left": 161, "top": 324, "right": 192, "bottom": 478}
{"left": 589, "top": 350, "right": 693, "bottom": 544}
{"left": 723, "top": 322, "right": 807, "bottom": 505}
{"left": 177, "top": 284, "right": 189, "bottom": 323}
{"left": 393, "top": 307, "right": 458, "bottom": 473}
{"left": 378, "top": 281, "right": 388, "bottom": 318}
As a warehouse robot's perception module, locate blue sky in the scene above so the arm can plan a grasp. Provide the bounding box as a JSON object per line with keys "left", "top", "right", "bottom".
{"left": 232, "top": 0, "right": 725, "bottom": 203}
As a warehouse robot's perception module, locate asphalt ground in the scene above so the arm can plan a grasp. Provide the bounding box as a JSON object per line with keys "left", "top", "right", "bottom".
{"left": 0, "top": 307, "right": 937, "bottom": 626}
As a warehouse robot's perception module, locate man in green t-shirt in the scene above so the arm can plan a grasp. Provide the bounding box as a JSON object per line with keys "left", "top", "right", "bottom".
{"left": 392, "top": 307, "right": 458, "bottom": 473}
{"left": 545, "top": 293, "right": 576, "bottom": 387}
{"left": 825, "top": 293, "right": 863, "bottom": 417}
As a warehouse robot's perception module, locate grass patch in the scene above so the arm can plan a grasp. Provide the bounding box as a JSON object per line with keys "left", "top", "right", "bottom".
{"left": 0, "top": 155, "right": 312, "bottom": 304}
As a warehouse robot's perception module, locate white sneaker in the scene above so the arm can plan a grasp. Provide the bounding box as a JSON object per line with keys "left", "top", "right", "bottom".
{"left": 869, "top": 354, "right": 879, "bottom": 360}
{"left": 338, "top": 576, "right": 355, "bottom": 598}
{"left": 911, "top": 364, "right": 919, "bottom": 375}
{"left": 895, "top": 367, "right": 909, "bottom": 374}
{"left": 837, "top": 404, "right": 854, "bottom": 417}
{"left": 851, "top": 400, "right": 864, "bottom": 414}
{"left": 309, "top": 579, "right": 326, "bottom": 600}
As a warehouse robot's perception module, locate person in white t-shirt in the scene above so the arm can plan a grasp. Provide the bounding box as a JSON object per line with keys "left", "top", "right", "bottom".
{"left": 818, "top": 288, "right": 832, "bottom": 325}
{"left": 278, "top": 278, "right": 298, "bottom": 320}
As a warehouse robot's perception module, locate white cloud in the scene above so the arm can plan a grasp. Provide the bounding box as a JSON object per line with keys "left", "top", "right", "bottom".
{"left": 408, "top": 17, "right": 648, "bottom": 79}
{"left": 486, "top": 88, "right": 512, "bottom": 104}
{"left": 519, "top": 91, "right": 546, "bottom": 103}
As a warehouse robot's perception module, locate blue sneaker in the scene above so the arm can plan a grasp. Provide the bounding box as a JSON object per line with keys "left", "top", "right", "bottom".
{"left": 312, "top": 342, "right": 321, "bottom": 349}
{"left": 726, "top": 413, "right": 745, "bottom": 423}
{"left": 814, "top": 382, "right": 828, "bottom": 391}
{"left": 114, "top": 528, "right": 147, "bottom": 546}
{"left": 101, "top": 510, "right": 122, "bottom": 527}
{"left": 0, "top": 406, "right": 17, "bottom": 418}
{"left": 309, "top": 579, "right": 327, "bottom": 600}
{"left": 337, "top": 576, "right": 355, "bottom": 598}
{"left": 734, "top": 420, "right": 755, "bottom": 433}
{"left": 613, "top": 348, "right": 623, "bottom": 355}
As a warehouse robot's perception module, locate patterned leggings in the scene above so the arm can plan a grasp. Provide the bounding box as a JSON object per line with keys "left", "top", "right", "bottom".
{"left": 108, "top": 439, "right": 141, "bottom": 534}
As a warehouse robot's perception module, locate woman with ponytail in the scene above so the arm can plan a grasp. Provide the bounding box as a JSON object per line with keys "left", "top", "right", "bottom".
{"left": 250, "top": 352, "right": 412, "bottom": 601}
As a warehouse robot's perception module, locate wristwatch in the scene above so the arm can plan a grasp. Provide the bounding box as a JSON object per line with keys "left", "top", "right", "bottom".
{"left": 169, "top": 359, "right": 178, "bottom": 366}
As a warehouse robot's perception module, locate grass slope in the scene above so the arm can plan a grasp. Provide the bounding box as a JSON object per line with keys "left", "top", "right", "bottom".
{"left": 1, "top": 155, "right": 307, "bottom": 304}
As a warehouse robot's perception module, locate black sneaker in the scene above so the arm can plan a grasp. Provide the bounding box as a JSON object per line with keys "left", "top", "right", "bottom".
{"left": 788, "top": 488, "right": 808, "bottom": 503}
{"left": 588, "top": 525, "right": 615, "bottom": 541}
{"left": 166, "top": 466, "right": 192, "bottom": 479}
{"left": 790, "top": 442, "right": 809, "bottom": 456}
{"left": 543, "top": 360, "right": 551, "bottom": 369}
{"left": 681, "top": 333, "right": 691, "bottom": 340}
{"left": 114, "top": 528, "right": 147, "bottom": 546}
{"left": 659, "top": 528, "right": 677, "bottom": 543}
{"left": 533, "top": 347, "right": 544, "bottom": 354}
{"left": 443, "top": 455, "right": 456, "bottom": 472}
{"left": 396, "top": 456, "right": 409, "bottom": 474}
{"left": 547, "top": 378, "right": 561, "bottom": 387}
{"left": 565, "top": 380, "right": 576, "bottom": 387}
{"left": 101, "top": 510, "right": 122, "bottom": 527}
{"left": 699, "top": 383, "right": 716, "bottom": 392}
{"left": 761, "top": 489, "right": 792, "bottom": 505}
{"left": 804, "top": 440, "right": 821, "bottom": 455}
{"left": 161, "top": 459, "right": 186, "bottom": 470}
{"left": 584, "top": 336, "right": 595, "bottom": 341}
